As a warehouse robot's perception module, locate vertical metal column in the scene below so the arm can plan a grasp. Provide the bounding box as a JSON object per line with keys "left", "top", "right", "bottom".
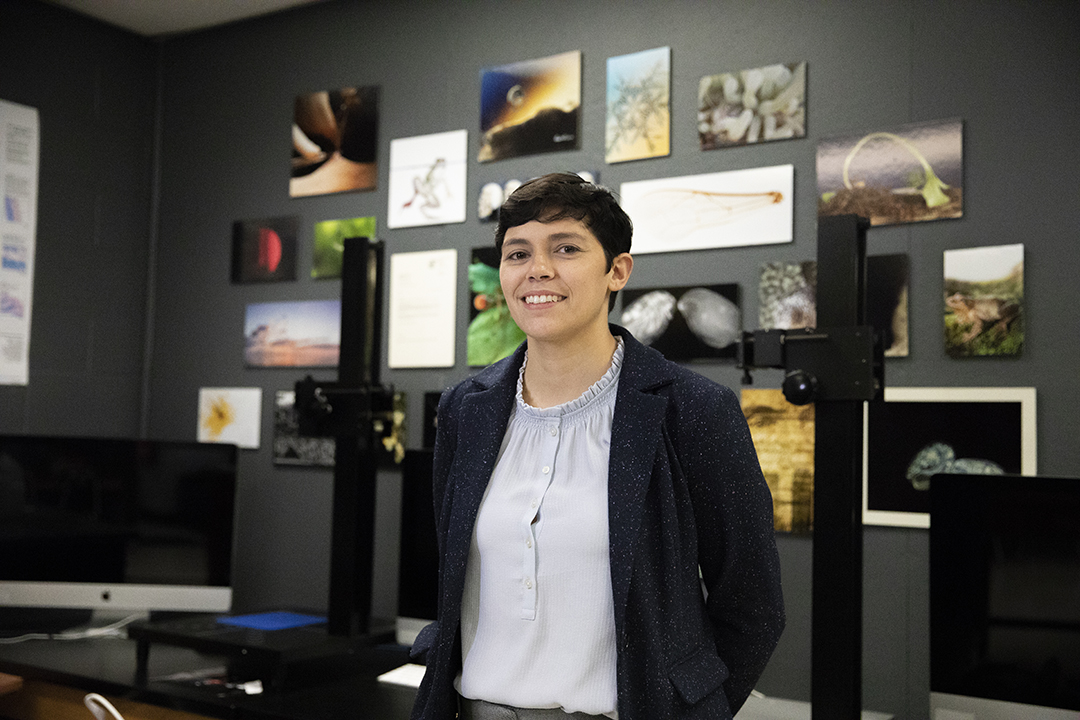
{"left": 811, "top": 214, "right": 870, "bottom": 719}
{"left": 327, "top": 237, "right": 384, "bottom": 637}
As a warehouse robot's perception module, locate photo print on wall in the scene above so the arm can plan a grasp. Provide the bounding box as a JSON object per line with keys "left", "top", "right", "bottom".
{"left": 943, "top": 243, "right": 1023, "bottom": 358}
{"left": 620, "top": 165, "right": 793, "bottom": 254}
{"left": 698, "top": 61, "right": 806, "bottom": 150}
{"left": 273, "top": 390, "right": 335, "bottom": 467}
{"left": 759, "top": 260, "right": 817, "bottom": 330}
{"left": 231, "top": 216, "right": 298, "bottom": 283}
{"left": 817, "top": 117, "right": 963, "bottom": 226}
{"left": 291, "top": 86, "right": 379, "bottom": 198}
{"left": 387, "top": 129, "right": 468, "bottom": 229}
{"left": 619, "top": 283, "right": 741, "bottom": 362}
{"left": 197, "top": 387, "right": 262, "bottom": 449}
{"left": 606, "top": 46, "right": 671, "bottom": 163}
{"left": 759, "top": 256, "right": 910, "bottom": 356}
{"left": 468, "top": 246, "right": 524, "bottom": 366}
{"left": 312, "top": 216, "right": 376, "bottom": 279}
{"left": 863, "top": 387, "right": 1036, "bottom": 528}
{"left": 478, "top": 50, "right": 581, "bottom": 163}
{"left": 741, "top": 389, "right": 814, "bottom": 534}
{"left": 243, "top": 299, "right": 340, "bottom": 368}
{"left": 478, "top": 171, "right": 598, "bottom": 222}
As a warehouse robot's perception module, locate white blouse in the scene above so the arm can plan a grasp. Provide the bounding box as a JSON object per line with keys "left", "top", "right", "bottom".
{"left": 458, "top": 338, "right": 624, "bottom": 718}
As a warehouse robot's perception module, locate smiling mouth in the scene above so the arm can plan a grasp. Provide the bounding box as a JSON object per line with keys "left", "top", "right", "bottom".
{"left": 524, "top": 294, "right": 564, "bottom": 305}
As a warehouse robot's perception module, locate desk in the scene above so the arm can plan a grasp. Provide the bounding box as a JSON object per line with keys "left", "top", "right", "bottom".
{"left": 0, "top": 634, "right": 416, "bottom": 720}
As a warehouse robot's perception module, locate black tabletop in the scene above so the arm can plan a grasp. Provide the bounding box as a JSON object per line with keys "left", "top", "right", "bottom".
{"left": 0, "top": 633, "right": 418, "bottom": 719}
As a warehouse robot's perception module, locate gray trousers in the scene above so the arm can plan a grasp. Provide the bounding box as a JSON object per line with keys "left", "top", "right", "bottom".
{"left": 459, "top": 697, "right": 604, "bottom": 720}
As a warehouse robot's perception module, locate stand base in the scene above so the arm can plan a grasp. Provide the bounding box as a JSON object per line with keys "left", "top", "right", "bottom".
{"left": 128, "top": 612, "right": 396, "bottom": 689}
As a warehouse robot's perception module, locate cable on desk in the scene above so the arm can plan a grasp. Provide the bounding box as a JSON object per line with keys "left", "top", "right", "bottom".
{"left": 0, "top": 614, "right": 142, "bottom": 644}
{"left": 84, "top": 693, "right": 127, "bottom": 720}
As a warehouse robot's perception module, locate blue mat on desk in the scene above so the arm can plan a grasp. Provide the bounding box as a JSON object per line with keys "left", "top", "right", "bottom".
{"left": 217, "top": 611, "right": 327, "bottom": 631}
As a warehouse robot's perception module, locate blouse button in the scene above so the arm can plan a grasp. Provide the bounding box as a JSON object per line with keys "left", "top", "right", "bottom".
{"left": 542, "top": 466, "right": 550, "bottom": 474}
{"left": 526, "top": 538, "right": 532, "bottom": 548}
{"left": 549, "top": 426, "right": 558, "bottom": 436}
{"left": 524, "top": 578, "right": 533, "bottom": 589}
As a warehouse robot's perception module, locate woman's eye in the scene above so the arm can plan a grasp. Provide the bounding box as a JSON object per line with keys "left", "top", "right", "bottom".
{"left": 558, "top": 245, "right": 580, "bottom": 254}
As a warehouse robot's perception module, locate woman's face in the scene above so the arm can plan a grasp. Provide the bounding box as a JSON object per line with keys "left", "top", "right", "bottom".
{"left": 499, "top": 217, "right": 631, "bottom": 347}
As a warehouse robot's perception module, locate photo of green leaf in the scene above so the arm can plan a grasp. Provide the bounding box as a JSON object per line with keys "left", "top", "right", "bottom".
{"left": 311, "top": 216, "right": 376, "bottom": 279}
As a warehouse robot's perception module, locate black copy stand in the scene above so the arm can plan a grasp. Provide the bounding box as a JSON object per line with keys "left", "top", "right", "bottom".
{"left": 128, "top": 238, "right": 396, "bottom": 690}
{"left": 295, "top": 236, "right": 396, "bottom": 639}
{"left": 739, "top": 214, "right": 881, "bottom": 720}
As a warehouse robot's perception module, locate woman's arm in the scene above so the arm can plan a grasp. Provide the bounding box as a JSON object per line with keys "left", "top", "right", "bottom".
{"left": 680, "top": 382, "right": 785, "bottom": 712}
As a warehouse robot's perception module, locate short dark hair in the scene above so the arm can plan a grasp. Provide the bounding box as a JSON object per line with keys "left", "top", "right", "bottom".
{"left": 494, "top": 172, "right": 633, "bottom": 270}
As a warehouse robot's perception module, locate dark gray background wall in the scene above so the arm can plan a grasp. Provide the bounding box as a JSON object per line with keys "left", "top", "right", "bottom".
{"left": 2, "top": 1, "right": 1078, "bottom": 718}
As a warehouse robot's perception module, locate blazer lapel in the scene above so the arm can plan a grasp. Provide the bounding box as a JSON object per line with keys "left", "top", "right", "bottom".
{"left": 607, "top": 329, "right": 674, "bottom": 628}
{"left": 441, "top": 350, "right": 522, "bottom": 609}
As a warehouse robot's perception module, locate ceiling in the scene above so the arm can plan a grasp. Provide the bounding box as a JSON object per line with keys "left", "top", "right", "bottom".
{"left": 43, "top": 0, "right": 329, "bottom": 38}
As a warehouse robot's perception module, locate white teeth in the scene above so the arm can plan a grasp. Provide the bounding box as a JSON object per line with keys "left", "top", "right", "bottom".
{"left": 525, "top": 295, "right": 562, "bottom": 304}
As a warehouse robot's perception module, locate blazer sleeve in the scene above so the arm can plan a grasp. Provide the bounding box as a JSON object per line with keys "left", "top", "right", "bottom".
{"left": 677, "top": 381, "right": 785, "bottom": 713}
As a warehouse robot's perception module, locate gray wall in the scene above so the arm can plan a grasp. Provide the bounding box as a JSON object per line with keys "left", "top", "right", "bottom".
{"left": 0, "top": 0, "right": 157, "bottom": 435}
{"left": 4, "top": 1, "right": 1080, "bottom": 718}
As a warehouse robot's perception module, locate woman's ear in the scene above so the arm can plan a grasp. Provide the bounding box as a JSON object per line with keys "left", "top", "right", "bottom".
{"left": 608, "top": 252, "right": 633, "bottom": 292}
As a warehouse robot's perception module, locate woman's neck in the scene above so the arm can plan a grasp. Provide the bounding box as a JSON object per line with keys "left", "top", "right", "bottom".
{"left": 521, "top": 329, "right": 619, "bottom": 409}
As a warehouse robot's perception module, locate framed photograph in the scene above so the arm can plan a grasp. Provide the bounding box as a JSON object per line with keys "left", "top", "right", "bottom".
{"left": 387, "top": 129, "right": 468, "bottom": 228}
{"left": 467, "top": 246, "right": 524, "bottom": 366}
{"left": 312, "top": 216, "right": 376, "bottom": 279}
{"left": 243, "top": 299, "right": 340, "bottom": 368}
{"left": 606, "top": 46, "right": 670, "bottom": 163}
{"left": 291, "top": 86, "right": 379, "bottom": 198}
{"left": 863, "top": 386, "right": 1037, "bottom": 528}
{"left": 741, "top": 389, "right": 815, "bottom": 534}
{"left": 273, "top": 390, "right": 335, "bottom": 466}
{"left": 699, "top": 61, "right": 806, "bottom": 150}
{"left": 620, "top": 165, "right": 793, "bottom": 255}
{"left": 231, "top": 216, "right": 298, "bottom": 283}
{"left": 944, "top": 243, "right": 1023, "bottom": 358}
{"left": 478, "top": 50, "right": 581, "bottom": 162}
{"left": 620, "top": 283, "right": 740, "bottom": 361}
{"left": 817, "top": 117, "right": 963, "bottom": 226}
{"left": 197, "top": 387, "right": 262, "bottom": 449}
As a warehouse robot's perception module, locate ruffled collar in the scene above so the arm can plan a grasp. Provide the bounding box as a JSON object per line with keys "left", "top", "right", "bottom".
{"left": 515, "top": 336, "right": 625, "bottom": 417}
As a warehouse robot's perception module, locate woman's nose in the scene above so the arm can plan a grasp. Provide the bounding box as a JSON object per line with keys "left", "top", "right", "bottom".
{"left": 527, "top": 254, "right": 552, "bottom": 279}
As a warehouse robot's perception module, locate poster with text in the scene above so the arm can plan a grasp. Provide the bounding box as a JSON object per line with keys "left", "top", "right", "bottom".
{"left": 388, "top": 248, "right": 457, "bottom": 368}
{"left": 0, "top": 100, "right": 39, "bottom": 385}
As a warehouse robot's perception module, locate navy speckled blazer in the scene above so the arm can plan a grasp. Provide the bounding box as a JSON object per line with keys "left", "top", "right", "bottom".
{"left": 410, "top": 326, "right": 784, "bottom": 720}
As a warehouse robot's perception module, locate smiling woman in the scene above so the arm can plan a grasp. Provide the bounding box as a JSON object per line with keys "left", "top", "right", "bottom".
{"left": 410, "top": 173, "right": 784, "bottom": 720}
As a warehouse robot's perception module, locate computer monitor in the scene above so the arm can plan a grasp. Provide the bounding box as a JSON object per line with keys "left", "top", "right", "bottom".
{"left": 396, "top": 448, "right": 438, "bottom": 645}
{"left": 0, "top": 435, "right": 237, "bottom": 631}
{"left": 929, "top": 473, "right": 1080, "bottom": 719}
